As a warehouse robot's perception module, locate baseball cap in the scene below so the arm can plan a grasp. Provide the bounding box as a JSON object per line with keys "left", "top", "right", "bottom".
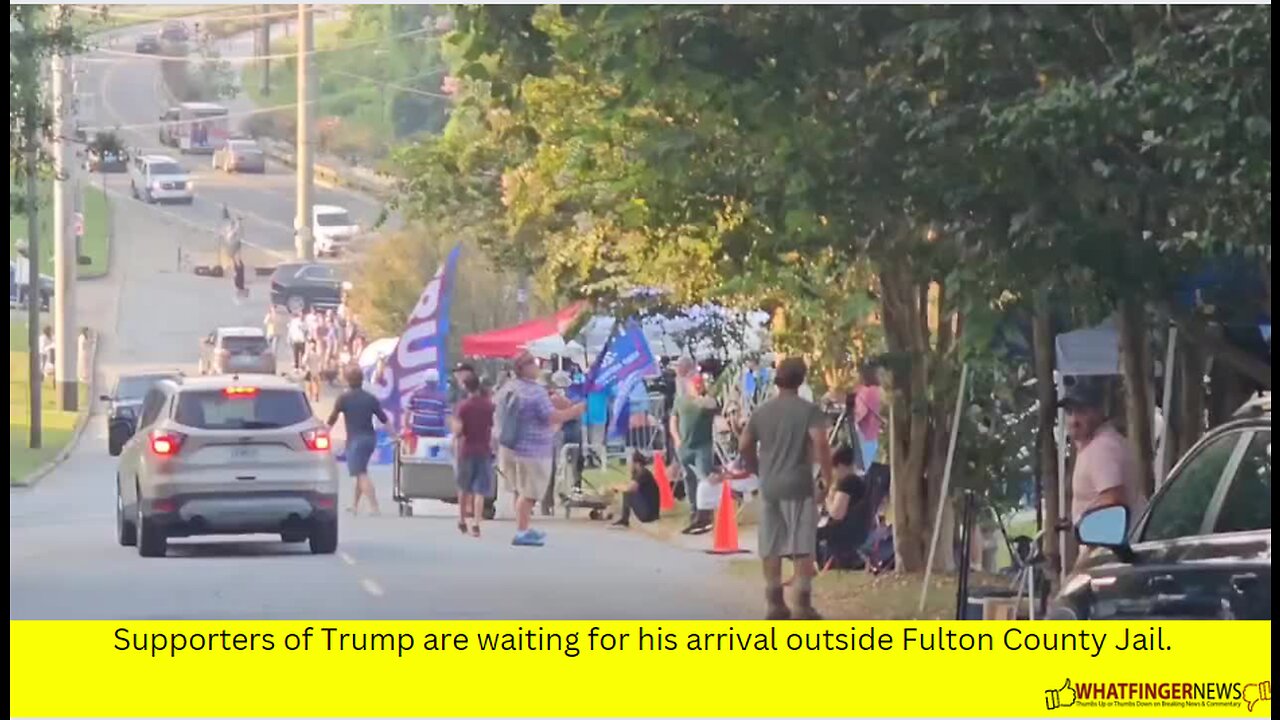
{"left": 1058, "top": 378, "right": 1105, "bottom": 410}
{"left": 453, "top": 362, "right": 475, "bottom": 373}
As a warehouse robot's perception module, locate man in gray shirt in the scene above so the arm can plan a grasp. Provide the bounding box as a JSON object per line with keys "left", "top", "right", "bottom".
{"left": 739, "top": 357, "right": 833, "bottom": 620}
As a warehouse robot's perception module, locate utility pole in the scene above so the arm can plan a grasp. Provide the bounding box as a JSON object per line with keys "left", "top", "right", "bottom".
{"left": 24, "top": 145, "right": 43, "bottom": 450}
{"left": 294, "top": 3, "right": 314, "bottom": 261}
{"left": 52, "top": 45, "right": 78, "bottom": 412}
{"left": 257, "top": 4, "right": 270, "bottom": 96}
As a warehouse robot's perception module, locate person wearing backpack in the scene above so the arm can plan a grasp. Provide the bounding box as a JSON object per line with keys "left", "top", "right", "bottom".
{"left": 498, "top": 352, "right": 585, "bottom": 547}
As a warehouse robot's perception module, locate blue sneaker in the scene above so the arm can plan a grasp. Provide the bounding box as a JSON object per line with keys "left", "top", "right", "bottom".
{"left": 530, "top": 528, "right": 547, "bottom": 540}
{"left": 512, "top": 530, "right": 545, "bottom": 547}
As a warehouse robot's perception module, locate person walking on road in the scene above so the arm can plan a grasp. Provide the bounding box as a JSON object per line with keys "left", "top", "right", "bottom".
{"left": 328, "top": 365, "right": 391, "bottom": 516}
{"left": 451, "top": 374, "right": 496, "bottom": 537}
{"left": 288, "top": 313, "right": 307, "bottom": 372}
{"left": 670, "top": 373, "right": 718, "bottom": 534}
{"left": 303, "top": 339, "right": 323, "bottom": 403}
{"left": 498, "top": 352, "right": 585, "bottom": 547}
{"left": 739, "top": 357, "right": 834, "bottom": 620}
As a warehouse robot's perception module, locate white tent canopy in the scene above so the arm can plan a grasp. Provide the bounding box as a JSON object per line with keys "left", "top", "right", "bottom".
{"left": 578, "top": 306, "right": 770, "bottom": 361}
{"left": 523, "top": 335, "right": 588, "bottom": 367}
{"left": 358, "top": 337, "right": 399, "bottom": 370}
{"left": 1055, "top": 316, "right": 1121, "bottom": 377}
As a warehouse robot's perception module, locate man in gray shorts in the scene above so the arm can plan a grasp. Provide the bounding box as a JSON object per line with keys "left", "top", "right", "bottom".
{"left": 739, "top": 357, "right": 833, "bottom": 620}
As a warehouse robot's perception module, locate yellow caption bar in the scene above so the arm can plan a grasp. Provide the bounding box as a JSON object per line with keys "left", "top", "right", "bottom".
{"left": 10, "top": 621, "right": 1272, "bottom": 717}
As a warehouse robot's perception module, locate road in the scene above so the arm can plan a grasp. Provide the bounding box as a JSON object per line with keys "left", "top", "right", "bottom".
{"left": 10, "top": 21, "right": 755, "bottom": 620}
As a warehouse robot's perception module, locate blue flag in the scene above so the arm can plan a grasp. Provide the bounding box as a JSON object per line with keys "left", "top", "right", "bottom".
{"left": 368, "top": 244, "right": 463, "bottom": 429}
{"left": 585, "top": 320, "right": 658, "bottom": 440}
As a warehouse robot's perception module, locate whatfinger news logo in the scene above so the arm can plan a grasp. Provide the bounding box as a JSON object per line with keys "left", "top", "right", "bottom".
{"left": 1046, "top": 679, "right": 1271, "bottom": 712}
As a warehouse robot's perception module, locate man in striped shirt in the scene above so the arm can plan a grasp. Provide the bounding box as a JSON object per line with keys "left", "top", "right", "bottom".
{"left": 500, "top": 352, "right": 585, "bottom": 546}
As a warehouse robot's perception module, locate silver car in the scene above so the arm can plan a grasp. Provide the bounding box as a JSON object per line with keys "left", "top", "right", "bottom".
{"left": 200, "top": 327, "right": 277, "bottom": 376}
{"left": 114, "top": 375, "right": 340, "bottom": 557}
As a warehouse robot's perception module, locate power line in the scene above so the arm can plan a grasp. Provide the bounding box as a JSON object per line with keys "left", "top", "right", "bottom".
{"left": 86, "top": 26, "right": 431, "bottom": 64}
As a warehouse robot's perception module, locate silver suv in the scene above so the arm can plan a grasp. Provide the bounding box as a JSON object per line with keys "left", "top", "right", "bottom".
{"left": 114, "top": 376, "right": 340, "bottom": 557}
{"left": 200, "top": 327, "right": 277, "bottom": 376}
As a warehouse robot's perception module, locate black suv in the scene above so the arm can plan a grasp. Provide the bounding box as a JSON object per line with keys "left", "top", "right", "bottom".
{"left": 269, "top": 263, "right": 346, "bottom": 314}
{"left": 103, "top": 371, "right": 183, "bottom": 456}
{"left": 1050, "top": 393, "right": 1271, "bottom": 620}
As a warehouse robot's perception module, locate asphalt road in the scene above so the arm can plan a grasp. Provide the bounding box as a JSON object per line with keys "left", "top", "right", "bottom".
{"left": 10, "top": 21, "right": 755, "bottom": 621}
{"left": 78, "top": 22, "right": 387, "bottom": 260}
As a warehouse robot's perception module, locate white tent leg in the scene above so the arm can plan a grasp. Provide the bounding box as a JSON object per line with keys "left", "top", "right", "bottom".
{"left": 918, "top": 363, "right": 970, "bottom": 616}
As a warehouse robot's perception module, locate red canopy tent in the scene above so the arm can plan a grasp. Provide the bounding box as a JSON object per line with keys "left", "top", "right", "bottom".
{"left": 460, "top": 302, "right": 588, "bottom": 359}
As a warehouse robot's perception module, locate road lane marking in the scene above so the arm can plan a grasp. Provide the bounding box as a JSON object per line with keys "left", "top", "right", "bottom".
{"left": 360, "top": 578, "right": 384, "bottom": 598}
{"left": 338, "top": 551, "right": 356, "bottom": 566}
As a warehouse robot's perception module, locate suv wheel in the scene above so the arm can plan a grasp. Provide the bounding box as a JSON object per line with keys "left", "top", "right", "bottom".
{"left": 136, "top": 493, "right": 168, "bottom": 558}
{"left": 116, "top": 481, "right": 137, "bottom": 547}
{"left": 309, "top": 517, "right": 338, "bottom": 554}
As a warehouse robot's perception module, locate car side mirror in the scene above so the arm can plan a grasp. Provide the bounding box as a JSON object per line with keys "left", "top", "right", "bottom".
{"left": 1076, "top": 504, "right": 1134, "bottom": 561}
{"left": 99, "top": 394, "right": 112, "bottom": 403}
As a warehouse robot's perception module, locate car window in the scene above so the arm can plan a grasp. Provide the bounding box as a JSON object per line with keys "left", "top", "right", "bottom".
{"left": 148, "top": 162, "right": 184, "bottom": 176}
{"left": 174, "top": 389, "right": 311, "bottom": 430}
{"left": 138, "top": 388, "right": 168, "bottom": 429}
{"left": 1214, "top": 430, "right": 1272, "bottom": 534}
{"left": 316, "top": 211, "right": 352, "bottom": 227}
{"left": 300, "top": 266, "right": 336, "bottom": 281}
{"left": 117, "top": 375, "right": 170, "bottom": 401}
{"left": 220, "top": 336, "right": 268, "bottom": 354}
{"left": 1142, "top": 430, "right": 1245, "bottom": 542}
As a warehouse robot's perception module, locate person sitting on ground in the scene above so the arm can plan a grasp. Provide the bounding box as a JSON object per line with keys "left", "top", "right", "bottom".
{"left": 817, "top": 446, "right": 872, "bottom": 570}
{"left": 694, "top": 459, "right": 761, "bottom": 518}
{"left": 610, "top": 450, "right": 661, "bottom": 529}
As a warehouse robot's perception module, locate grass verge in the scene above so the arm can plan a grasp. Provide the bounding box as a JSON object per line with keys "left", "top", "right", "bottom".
{"left": 10, "top": 321, "right": 89, "bottom": 486}
{"left": 9, "top": 181, "right": 111, "bottom": 279}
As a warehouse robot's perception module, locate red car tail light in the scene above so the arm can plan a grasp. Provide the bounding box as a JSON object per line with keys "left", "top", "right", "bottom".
{"left": 302, "top": 429, "right": 331, "bottom": 452}
{"left": 149, "top": 430, "right": 185, "bottom": 456}
{"left": 223, "top": 386, "right": 259, "bottom": 397}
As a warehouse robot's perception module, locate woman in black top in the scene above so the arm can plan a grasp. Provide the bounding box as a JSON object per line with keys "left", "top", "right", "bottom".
{"left": 818, "top": 446, "right": 872, "bottom": 569}
{"left": 611, "top": 450, "right": 661, "bottom": 528}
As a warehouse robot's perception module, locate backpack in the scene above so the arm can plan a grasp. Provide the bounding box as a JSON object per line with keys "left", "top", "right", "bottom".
{"left": 497, "top": 386, "right": 522, "bottom": 450}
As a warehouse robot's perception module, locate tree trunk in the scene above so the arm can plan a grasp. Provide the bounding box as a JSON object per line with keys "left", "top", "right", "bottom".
{"left": 1174, "top": 340, "right": 1206, "bottom": 461}
{"left": 881, "top": 264, "right": 932, "bottom": 572}
{"left": 1031, "top": 292, "right": 1061, "bottom": 581}
{"left": 1118, "top": 298, "right": 1156, "bottom": 498}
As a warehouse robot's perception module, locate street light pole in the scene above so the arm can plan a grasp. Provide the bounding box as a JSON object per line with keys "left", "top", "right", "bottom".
{"left": 52, "top": 46, "right": 78, "bottom": 412}
{"left": 294, "top": 3, "right": 315, "bottom": 261}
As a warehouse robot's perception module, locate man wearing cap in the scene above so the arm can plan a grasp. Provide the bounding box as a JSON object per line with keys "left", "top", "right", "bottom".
{"left": 499, "top": 352, "right": 586, "bottom": 546}
{"left": 1059, "top": 379, "right": 1147, "bottom": 534}
{"left": 670, "top": 373, "right": 719, "bottom": 534}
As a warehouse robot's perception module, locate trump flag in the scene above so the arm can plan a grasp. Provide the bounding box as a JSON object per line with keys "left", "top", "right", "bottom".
{"left": 585, "top": 320, "right": 658, "bottom": 440}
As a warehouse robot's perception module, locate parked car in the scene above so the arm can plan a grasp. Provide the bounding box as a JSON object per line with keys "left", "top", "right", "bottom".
{"left": 129, "top": 154, "right": 194, "bottom": 204}
{"left": 311, "top": 205, "right": 361, "bottom": 257}
{"left": 113, "top": 375, "right": 339, "bottom": 557}
{"left": 199, "top": 327, "right": 277, "bottom": 376}
{"left": 212, "top": 138, "right": 266, "bottom": 174}
{"left": 159, "top": 21, "right": 188, "bottom": 43}
{"left": 1049, "top": 393, "right": 1271, "bottom": 620}
{"left": 85, "top": 142, "right": 129, "bottom": 173}
{"left": 9, "top": 259, "right": 53, "bottom": 311}
{"left": 104, "top": 370, "right": 184, "bottom": 456}
{"left": 269, "top": 263, "right": 347, "bottom": 314}
{"left": 134, "top": 33, "right": 161, "bottom": 54}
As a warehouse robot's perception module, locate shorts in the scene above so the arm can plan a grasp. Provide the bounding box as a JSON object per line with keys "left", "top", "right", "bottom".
{"left": 345, "top": 434, "right": 377, "bottom": 476}
{"left": 758, "top": 496, "right": 818, "bottom": 559}
{"left": 500, "top": 451, "right": 552, "bottom": 502}
{"left": 456, "top": 455, "right": 495, "bottom": 496}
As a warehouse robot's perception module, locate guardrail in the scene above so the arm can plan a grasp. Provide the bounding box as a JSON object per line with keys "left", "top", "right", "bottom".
{"left": 258, "top": 138, "right": 397, "bottom": 200}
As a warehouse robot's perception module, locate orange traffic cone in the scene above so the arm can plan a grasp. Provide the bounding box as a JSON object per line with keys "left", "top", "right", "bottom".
{"left": 653, "top": 453, "right": 677, "bottom": 512}
{"left": 706, "top": 479, "right": 749, "bottom": 555}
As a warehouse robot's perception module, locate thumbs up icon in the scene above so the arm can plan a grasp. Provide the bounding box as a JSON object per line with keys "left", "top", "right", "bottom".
{"left": 1046, "top": 679, "right": 1077, "bottom": 710}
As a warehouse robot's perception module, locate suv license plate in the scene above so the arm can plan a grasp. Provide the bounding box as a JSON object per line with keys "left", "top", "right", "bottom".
{"left": 231, "top": 446, "right": 258, "bottom": 459}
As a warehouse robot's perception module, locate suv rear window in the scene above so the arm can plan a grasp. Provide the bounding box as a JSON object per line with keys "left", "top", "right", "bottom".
{"left": 316, "top": 211, "right": 352, "bottom": 227}
{"left": 222, "top": 336, "right": 268, "bottom": 354}
{"left": 174, "top": 389, "right": 311, "bottom": 430}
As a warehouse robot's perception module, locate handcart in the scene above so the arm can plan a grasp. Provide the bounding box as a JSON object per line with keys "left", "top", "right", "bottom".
{"left": 392, "top": 435, "right": 497, "bottom": 520}
{"left": 555, "top": 442, "right": 611, "bottom": 520}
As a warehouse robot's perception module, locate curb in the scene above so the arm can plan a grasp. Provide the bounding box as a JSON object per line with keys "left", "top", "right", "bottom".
{"left": 12, "top": 331, "right": 100, "bottom": 489}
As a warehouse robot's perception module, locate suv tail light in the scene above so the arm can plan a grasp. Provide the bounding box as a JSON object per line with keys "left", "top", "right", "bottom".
{"left": 302, "top": 429, "right": 331, "bottom": 452}
{"left": 224, "top": 386, "right": 259, "bottom": 397}
{"left": 150, "top": 430, "right": 186, "bottom": 456}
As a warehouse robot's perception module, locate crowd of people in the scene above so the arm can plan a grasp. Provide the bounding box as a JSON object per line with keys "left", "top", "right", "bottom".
{"left": 263, "top": 301, "right": 368, "bottom": 401}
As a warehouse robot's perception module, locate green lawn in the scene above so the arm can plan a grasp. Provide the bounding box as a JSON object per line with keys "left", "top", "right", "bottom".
{"left": 10, "top": 322, "right": 89, "bottom": 486}
{"left": 9, "top": 181, "right": 110, "bottom": 279}
{"left": 72, "top": 4, "right": 234, "bottom": 33}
